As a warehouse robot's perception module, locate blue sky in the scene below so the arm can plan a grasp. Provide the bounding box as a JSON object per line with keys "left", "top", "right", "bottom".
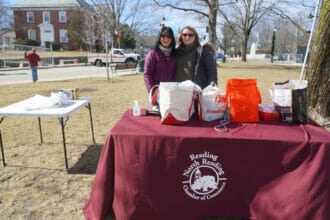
{"left": 7, "top": 0, "right": 313, "bottom": 39}
{"left": 7, "top": 0, "right": 205, "bottom": 37}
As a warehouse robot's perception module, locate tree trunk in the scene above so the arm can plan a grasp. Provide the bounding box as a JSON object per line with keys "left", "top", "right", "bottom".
{"left": 305, "top": 0, "right": 330, "bottom": 119}
{"left": 208, "top": 0, "right": 217, "bottom": 44}
{"left": 241, "top": 33, "right": 248, "bottom": 62}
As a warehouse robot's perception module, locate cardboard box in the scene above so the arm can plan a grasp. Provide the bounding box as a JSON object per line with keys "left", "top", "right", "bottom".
{"left": 60, "top": 88, "right": 79, "bottom": 100}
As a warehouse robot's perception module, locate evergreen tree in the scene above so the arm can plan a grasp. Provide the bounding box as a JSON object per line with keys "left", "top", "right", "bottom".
{"left": 120, "top": 24, "right": 136, "bottom": 49}
{"left": 67, "top": 9, "right": 84, "bottom": 47}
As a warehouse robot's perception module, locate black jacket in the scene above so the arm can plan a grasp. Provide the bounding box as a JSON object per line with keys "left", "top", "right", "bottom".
{"left": 194, "top": 43, "right": 218, "bottom": 89}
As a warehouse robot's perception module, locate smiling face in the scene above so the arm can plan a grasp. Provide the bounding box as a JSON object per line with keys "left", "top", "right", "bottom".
{"left": 181, "top": 28, "right": 195, "bottom": 46}
{"left": 160, "top": 33, "right": 172, "bottom": 48}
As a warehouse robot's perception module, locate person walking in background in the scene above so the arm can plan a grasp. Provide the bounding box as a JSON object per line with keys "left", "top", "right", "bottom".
{"left": 175, "top": 26, "right": 217, "bottom": 89}
{"left": 144, "top": 26, "right": 176, "bottom": 93}
{"left": 24, "top": 48, "right": 41, "bottom": 83}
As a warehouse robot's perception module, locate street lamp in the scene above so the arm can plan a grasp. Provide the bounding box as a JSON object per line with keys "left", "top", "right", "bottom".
{"left": 271, "top": 27, "right": 276, "bottom": 63}
{"left": 161, "top": 17, "right": 166, "bottom": 27}
{"left": 231, "top": 40, "right": 235, "bottom": 57}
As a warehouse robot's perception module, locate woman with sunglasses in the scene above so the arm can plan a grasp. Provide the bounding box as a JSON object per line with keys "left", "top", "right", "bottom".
{"left": 175, "top": 26, "right": 217, "bottom": 89}
{"left": 144, "top": 26, "right": 176, "bottom": 93}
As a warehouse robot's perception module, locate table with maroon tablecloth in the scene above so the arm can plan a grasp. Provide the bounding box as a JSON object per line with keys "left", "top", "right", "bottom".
{"left": 84, "top": 110, "right": 330, "bottom": 220}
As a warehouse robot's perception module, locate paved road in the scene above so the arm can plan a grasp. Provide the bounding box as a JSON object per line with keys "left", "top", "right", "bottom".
{"left": 0, "top": 65, "right": 139, "bottom": 86}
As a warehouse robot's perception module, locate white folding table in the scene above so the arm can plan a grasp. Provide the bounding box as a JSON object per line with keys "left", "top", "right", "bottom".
{"left": 0, "top": 97, "right": 95, "bottom": 169}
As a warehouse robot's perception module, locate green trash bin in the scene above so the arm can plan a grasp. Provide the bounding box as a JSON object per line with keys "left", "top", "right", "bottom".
{"left": 138, "top": 60, "right": 144, "bottom": 72}
{"left": 222, "top": 57, "right": 226, "bottom": 63}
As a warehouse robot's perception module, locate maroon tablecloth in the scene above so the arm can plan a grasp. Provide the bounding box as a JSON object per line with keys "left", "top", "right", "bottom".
{"left": 84, "top": 110, "right": 330, "bottom": 220}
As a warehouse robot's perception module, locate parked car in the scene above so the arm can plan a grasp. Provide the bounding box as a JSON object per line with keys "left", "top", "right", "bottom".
{"left": 88, "top": 49, "right": 141, "bottom": 66}
{"left": 273, "top": 54, "right": 285, "bottom": 61}
{"left": 216, "top": 53, "right": 224, "bottom": 59}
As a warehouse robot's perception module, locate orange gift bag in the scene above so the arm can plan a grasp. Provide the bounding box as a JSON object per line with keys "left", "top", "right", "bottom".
{"left": 226, "top": 79, "right": 262, "bottom": 122}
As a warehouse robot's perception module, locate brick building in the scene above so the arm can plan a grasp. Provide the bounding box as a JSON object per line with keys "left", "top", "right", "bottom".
{"left": 11, "top": 0, "right": 90, "bottom": 50}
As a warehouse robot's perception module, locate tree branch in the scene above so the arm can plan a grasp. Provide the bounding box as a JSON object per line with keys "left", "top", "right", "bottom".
{"left": 153, "top": 0, "right": 208, "bottom": 17}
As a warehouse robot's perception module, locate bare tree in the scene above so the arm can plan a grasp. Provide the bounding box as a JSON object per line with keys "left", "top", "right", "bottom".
{"left": 273, "top": 18, "right": 304, "bottom": 54}
{"left": 90, "top": 0, "right": 126, "bottom": 48}
{"left": 218, "top": 0, "right": 295, "bottom": 61}
{"left": 90, "top": 0, "right": 159, "bottom": 47}
{"left": 305, "top": 0, "right": 329, "bottom": 123}
{"left": 0, "top": 0, "right": 11, "bottom": 29}
{"left": 217, "top": 23, "right": 237, "bottom": 55}
{"left": 153, "top": 0, "right": 238, "bottom": 45}
{"left": 253, "top": 19, "right": 273, "bottom": 53}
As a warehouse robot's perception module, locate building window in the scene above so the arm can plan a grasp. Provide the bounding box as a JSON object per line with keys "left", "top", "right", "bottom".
{"left": 60, "top": 30, "right": 68, "bottom": 42}
{"left": 28, "top": 30, "right": 36, "bottom": 40}
{"left": 27, "top": 12, "right": 34, "bottom": 22}
{"left": 59, "top": 11, "right": 67, "bottom": 22}
{"left": 43, "top": 12, "right": 50, "bottom": 22}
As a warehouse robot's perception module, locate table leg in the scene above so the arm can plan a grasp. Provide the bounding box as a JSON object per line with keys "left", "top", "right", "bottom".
{"left": 38, "top": 117, "right": 43, "bottom": 143}
{"left": 59, "top": 117, "right": 68, "bottom": 169}
{"left": 86, "top": 103, "right": 96, "bottom": 144}
{"left": 0, "top": 130, "right": 5, "bottom": 167}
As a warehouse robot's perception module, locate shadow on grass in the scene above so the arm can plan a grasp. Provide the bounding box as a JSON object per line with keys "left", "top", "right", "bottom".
{"left": 67, "top": 144, "right": 103, "bottom": 174}
{"left": 0, "top": 72, "right": 28, "bottom": 76}
{"left": 222, "top": 64, "right": 299, "bottom": 70}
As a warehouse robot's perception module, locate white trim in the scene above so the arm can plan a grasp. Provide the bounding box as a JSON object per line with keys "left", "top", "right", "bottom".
{"left": 28, "top": 29, "right": 36, "bottom": 40}
{"left": 39, "top": 22, "right": 54, "bottom": 46}
{"left": 27, "top": 12, "right": 34, "bottom": 22}
{"left": 60, "top": 29, "right": 68, "bottom": 43}
{"left": 43, "top": 11, "right": 50, "bottom": 23}
{"left": 59, "top": 11, "right": 67, "bottom": 22}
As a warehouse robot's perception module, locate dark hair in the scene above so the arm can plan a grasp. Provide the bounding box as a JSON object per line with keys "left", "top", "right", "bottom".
{"left": 153, "top": 26, "right": 176, "bottom": 55}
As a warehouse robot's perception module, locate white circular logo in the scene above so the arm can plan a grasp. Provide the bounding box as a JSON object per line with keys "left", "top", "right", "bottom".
{"left": 182, "top": 151, "right": 227, "bottom": 200}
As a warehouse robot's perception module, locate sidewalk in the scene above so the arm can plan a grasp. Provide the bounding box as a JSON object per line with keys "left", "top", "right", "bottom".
{"left": 0, "top": 63, "right": 87, "bottom": 71}
{"left": 0, "top": 65, "right": 142, "bottom": 86}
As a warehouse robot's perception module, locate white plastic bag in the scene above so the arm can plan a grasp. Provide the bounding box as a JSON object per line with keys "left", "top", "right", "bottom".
{"left": 159, "top": 80, "right": 201, "bottom": 124}
{"left": 269, "top": 80, "right": 308, "bottom": 123}
{"left": 198, "top": 84, "right": 227, "bottom": 121}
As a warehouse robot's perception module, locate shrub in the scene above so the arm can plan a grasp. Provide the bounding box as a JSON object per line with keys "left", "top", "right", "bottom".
{"left": 14, "top": 39, "right": 41, "bottom": 46}
{"left": 45, "top": 41, "right": 61, "bottom": 51}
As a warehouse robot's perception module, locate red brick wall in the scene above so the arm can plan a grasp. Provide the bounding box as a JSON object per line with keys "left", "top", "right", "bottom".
{"left": 13, "top": 9, "right": 78, "bottom": 50}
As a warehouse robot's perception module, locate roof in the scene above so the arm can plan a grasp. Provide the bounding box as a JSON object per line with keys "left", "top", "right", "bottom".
{"left": 11, "top": 0, "right": 90, "bottom": 9}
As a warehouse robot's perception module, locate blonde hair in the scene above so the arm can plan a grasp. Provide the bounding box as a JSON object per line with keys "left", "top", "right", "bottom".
{"left": 178, "top": 26, "right": 200, "bottom": 46}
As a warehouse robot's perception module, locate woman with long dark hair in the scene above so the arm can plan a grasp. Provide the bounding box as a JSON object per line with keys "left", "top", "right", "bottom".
{"left": 144, "top": 26, "right": 176, "bottom": 93}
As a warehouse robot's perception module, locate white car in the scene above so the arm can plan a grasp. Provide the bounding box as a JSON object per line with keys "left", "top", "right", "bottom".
{"left": 88, "top": 49, "right": 141, "bottom": 66}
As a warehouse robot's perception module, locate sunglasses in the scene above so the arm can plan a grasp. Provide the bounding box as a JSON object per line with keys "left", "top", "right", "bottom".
{"left": 182, "top": 33, "right": 194, "bottom": 38}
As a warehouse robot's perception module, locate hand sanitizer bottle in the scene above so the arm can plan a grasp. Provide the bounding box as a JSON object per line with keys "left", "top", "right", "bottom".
{"left": 133, "top": 100, "right": 141, "bottom": 116}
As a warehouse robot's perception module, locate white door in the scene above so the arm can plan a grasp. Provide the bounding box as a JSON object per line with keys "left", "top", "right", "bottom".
{"left": 39, "top": 22, "right": 54, "bottom": 46}
{"left": 41, "top": 30, "right": 54, "bottom": 45}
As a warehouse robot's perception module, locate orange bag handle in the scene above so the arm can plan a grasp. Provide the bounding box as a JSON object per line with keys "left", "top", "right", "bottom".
{"left": 225, "top": 79, "right": 262, "bottom": 103}
{"left": 257, "top": 87, "right": 262, "bottom": 104}
{"left": 225, "top": 80, "right": 231, "bottom": 101}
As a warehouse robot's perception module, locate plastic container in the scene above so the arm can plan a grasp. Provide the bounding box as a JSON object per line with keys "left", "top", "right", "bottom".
{"left": 258, "top": 104, "right": 280, "bottom": 121}
{"left": 133, "top": 100, "right": 141, "bottom": 116}
{"left": 138, "top": 59, "right": 144, "bottom": 72}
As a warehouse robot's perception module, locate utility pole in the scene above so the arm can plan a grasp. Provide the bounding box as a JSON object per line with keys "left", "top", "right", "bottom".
{"left": 2, "top": 43, "right": 6, "bottom": 67}
{"left": 105, "top": 23, "right": 110, "bottom": 81}
{"left": 271, "top": 28, "right": 276, "bottom": 63}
